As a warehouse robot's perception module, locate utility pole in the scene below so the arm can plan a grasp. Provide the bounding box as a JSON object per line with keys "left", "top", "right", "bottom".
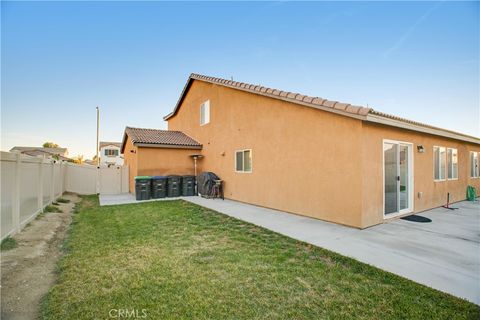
{"left": 96, "top": 106, "right": 100, "bottom": 167}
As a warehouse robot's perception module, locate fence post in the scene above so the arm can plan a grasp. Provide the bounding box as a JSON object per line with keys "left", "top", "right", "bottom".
{"left": 50, "top": 161, "right": 55, "bottom": 203}
{"left": 38, "top": 158, "right": 44, "bottom": 211}
{"left": 96, "top": 166, "right": 100, "bottom": 194}
{"left": 12, "top": 152, "right": 21, "bottom": 232}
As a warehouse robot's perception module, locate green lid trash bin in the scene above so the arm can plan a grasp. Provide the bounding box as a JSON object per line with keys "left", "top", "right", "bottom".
{"left": 135, "top": 176, "right": 151, "bottom": 200}
{"left": 467, "top": 185, "right": 477, "bottom": 201}
{"left": 167, "top": 175, "right": 182, "bottom": 197}
{"left": 182, "top": 175, "right": 195, "bottom": 196}
{"left": 151, "top": 176, "right": 167, "bottom": 199}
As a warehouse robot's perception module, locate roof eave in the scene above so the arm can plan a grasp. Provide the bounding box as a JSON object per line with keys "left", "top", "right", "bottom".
{"left": 163, "top": 76, "right": 195, "bottom": 121}
{"left": 365, "top": 114, "right": 480, "bottom": 145}
{"left": 163, "top": 74, "right": 479, "bottom": 145}
{"left": 134, "top": 142, "right": 202, "bottom": 150}
{"left": 120, "top": 129, "right": 130, "bottom": 154}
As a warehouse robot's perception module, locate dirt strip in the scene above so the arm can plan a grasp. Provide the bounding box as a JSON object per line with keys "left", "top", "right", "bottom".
{"left": 1, "top": 193, "right": 80, "bottom": 320}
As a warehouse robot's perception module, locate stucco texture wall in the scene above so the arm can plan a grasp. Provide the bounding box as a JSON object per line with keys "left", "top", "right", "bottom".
{"left": 137, "top": 147, "right": 197, "bottom": 177}
{"left": 168, "top": 80, "right": 480, "bottom": 228}
{"left": 361, "top": 122, "right": 480, "bottom": 227}
{"left": 168, "top": 81, "right": 366, "bottom": 227}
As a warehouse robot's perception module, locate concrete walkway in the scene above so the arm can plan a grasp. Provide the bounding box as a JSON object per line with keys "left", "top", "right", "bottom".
{"left": 185, "top": 197, "right": 480, "bottom": 305}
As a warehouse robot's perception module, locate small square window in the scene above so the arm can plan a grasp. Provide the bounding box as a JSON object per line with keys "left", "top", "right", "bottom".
{"left": 235, "top": 150, "right": 252, "bottom": 173}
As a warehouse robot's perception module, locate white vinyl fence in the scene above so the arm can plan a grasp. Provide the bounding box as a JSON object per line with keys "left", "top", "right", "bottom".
{"left": 65, "top": 163, "right": 128, "bottom": 195}
{"left": 1, "top": 151, "right": 129, "bottom": 240}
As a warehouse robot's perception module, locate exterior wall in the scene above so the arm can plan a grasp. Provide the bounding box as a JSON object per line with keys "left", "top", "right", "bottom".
{"left": 361, "top": 122, "right": 480, "bottom": 227}
{"left": 100, "top": 145, "right": 124, "bottom": 165}
{"left": 123, "top": 137, "right": 138, "bottom": 193}
{"left": 136, "top": 147, "right": 197, "bottom": 177}
{"left": 123, "top": 135, "right": 199, "bottom": 194}
{"left": 168, "top": 81, "right": 366, "bottom": 227}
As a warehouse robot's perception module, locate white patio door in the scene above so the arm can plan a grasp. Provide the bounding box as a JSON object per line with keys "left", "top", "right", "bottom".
{"left": 383, "top": 140, "right": 413, "bottom": 217}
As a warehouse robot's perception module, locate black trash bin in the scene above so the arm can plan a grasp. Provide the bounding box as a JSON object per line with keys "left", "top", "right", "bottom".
{"left": 135, "top": 176, "right": 151, "bottom": 200}
{"left": 182, "top": 175, "right": 195, "bottom": 196}
{"left": 151, "top": 176, "right": 167, "bottom": 199}
{"left": 167, "top": 175, "right": 182, "bottom": 197}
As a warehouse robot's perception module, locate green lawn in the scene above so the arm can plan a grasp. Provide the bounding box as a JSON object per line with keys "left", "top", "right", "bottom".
{"left": 42, "top": 195, "right": 479, "bottom": 319}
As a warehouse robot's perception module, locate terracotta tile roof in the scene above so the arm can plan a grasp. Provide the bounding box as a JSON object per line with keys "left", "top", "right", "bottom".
{"left": 164, "top": 73, "right": 371, "bottom": 122}
{"left": 123, "top": 127, "right": 202, "bottom": 150}
{"left": 163, "top": 73, "right": 479, "bottom": 144}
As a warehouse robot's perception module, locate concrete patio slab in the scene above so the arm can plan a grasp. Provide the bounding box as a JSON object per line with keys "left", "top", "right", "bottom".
{"left": 184, "top": 197, "right": 480, "bottom": 305}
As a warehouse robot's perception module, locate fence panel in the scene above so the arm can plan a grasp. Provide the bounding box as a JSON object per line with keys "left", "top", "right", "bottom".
{"left": 54, "top": 163, "right": 62, "bottom": 197}
{"left": 20, "top": 161, "right": 39, "bottom": 222}
{"left": 65, "top": 163, "right": 97, "bottom": 195}
{"left": 1, "top": 157, "right": 15, "bottom": 238}
{"left": 1, "top": 152, "right": 68, "bottom": 240}
{"left": 1, "top": 152, "right": 129, "bottom": 240}
{"left": 100, "top": 166, "right": 125, "bottom": 194}
{"left": 42, "top": 162, "right": 52, "bottom": 206}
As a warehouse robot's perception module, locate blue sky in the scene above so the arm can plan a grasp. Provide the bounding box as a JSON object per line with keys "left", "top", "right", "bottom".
{"left": 2, "top": 1, "right": 479, "bottom": 158}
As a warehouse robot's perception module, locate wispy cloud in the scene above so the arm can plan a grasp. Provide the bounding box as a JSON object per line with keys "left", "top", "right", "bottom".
{"left": 383, "top": 1, "right": 443, "bottom": 58}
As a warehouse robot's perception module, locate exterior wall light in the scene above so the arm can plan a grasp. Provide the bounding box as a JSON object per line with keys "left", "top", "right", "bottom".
{"left": 417, "top": 145, "right": 425, "bottom": 153}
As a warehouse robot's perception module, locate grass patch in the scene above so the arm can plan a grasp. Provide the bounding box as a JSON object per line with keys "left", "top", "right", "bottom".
{"left": 36, "top": 212, "right": 46, "bottom": 220}
{"left": 42, "top": 196, "right": 479, "bottom": 319}
{"left": 57, "top": 198, "right": 71, "bottom": 204}
{"left": 1, "top": 236, "right": 17, "bottom": 251}
{"left": 44, "top": 205, "right": 60, "bottom": 213}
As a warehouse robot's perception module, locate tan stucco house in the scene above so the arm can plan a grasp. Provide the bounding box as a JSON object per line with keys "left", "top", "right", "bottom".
{"left": 122, "top": 73, "right": 480, "bottom": 228}
{"left": 121, "top": 127, "right": 202, "bottom": 193}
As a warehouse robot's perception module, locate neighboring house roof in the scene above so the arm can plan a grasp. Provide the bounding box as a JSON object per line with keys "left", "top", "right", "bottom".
{"left": 83, "top": 159, "right": 97, "bottom": 165}
{"left": 20, "top": 149, "right": 72, "bottom": 161}
{"left": 121, "top": 126, "right": 202, "bottom": 152}
{"left": 164, "top": 73, "right": 480, "bottom": 144}
{"left": 10, "top": 146, "right": 68, "bottom": 155}
{"left": 99, "top": 141, "right": 122, "bottom": 149}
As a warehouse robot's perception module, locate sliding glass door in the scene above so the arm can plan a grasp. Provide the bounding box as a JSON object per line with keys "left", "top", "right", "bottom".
{"left": 384, "top": 140, "right": 413, "bottom": 217}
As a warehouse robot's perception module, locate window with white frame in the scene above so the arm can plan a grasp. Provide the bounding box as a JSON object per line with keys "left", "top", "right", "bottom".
{"left": 105, "top": 149, "right": 119, "bottom": 156}
{"left": 471, "top": 152, "right": 479, "bottom": 178}
{"left": 235, "top": 149, "right": 252, "bottom": 173}
{"left": 200, "top": 100, "right": 210, "bottom": 125}
{"left": 433, "top": 146, "right": 446, "bottom": 181}
{"left": 447, "top": 148, "right": 458, "bottom": 180}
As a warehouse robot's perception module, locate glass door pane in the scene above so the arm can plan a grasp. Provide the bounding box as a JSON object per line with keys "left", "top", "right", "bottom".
{"left": 384, "top": 143, "right": 398, "bottom": 215}
{"left": 399, "top": 145, "right": 409, "bottom": 210}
